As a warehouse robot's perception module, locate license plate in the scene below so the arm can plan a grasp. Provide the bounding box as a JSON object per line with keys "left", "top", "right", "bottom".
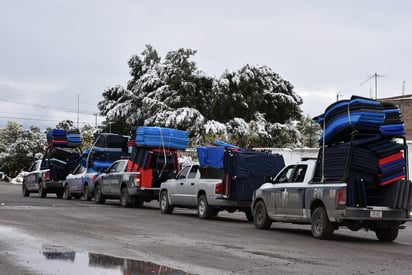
{"left": 370, "top": 210, "right": 382, "bottom": 218}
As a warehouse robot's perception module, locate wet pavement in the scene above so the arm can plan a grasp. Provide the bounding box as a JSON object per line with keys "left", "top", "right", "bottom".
{"left": 1, "top": 225, "right": 193, "bottom": 275}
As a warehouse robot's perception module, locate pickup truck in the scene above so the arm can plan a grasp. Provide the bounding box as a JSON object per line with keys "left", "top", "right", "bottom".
{"left": 23, "top": 130, "right": 82, "bottom": 198}
{"left": 93, "top": 159, "right": 142, "bottom": 207}
{"left": 252, "top": 158, "right": 412, "bottom": 241}
{"left": 94, "top": 146, "right": 179, "bottom": 207}
{"left": 23, "top": 158, "right": 72, "bottom": 198}
{"left": 159, "top": 163, "right": 254, "bottom": 220}
{"left": 63, "top": 164, "right": 99, "bottom": 200}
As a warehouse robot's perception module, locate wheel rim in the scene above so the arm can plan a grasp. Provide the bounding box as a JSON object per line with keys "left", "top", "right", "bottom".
{"left": 314, "top": 213, "right": 323, "bottom": 234}
{"left": 199, "top": 198, "right": 205, "bottom": 215}
{"left": 160, "top": 192, "right": 167, "bottom": 210}
{"left": 95, "top": 189, "right": 100, "bottom": 201}
{"left": 121, "top": 189, "right": 126, "bottom": 206}
{"left": 256, "top": 203, "right": 264, "bottom": 224}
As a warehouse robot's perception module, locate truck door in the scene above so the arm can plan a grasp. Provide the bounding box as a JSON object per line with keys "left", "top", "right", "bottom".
{"left": 267, "top": 165, "right": 296, "bottom": 217}
{"left": 180, "top": 165, "right": 198, "bottom": 206}
{"left": 70, "top": 165, "right": 84, "bottom": 192}
{"left": 172, "top": 165, "right": 191, "bottom": 205}
{"left": 109, "top": 160, "right": 127, "bottom": 196}
{"left": 27, "top": 160, "right": 41, "bottom": 190}
{"left": 284, "top": 164, "right": 307, "bottom": 218}
{"left": 102, "top": 161, "right": 121, "bottom": 195}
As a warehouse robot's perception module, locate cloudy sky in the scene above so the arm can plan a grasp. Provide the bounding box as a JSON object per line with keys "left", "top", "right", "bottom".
{"left": 1, "top": 0, "right": 411, "bottom": 130}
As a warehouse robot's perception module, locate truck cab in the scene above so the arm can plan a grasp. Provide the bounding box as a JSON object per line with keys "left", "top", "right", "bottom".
{"left": 252, "top": 158, "right": 412, "bottom": 241}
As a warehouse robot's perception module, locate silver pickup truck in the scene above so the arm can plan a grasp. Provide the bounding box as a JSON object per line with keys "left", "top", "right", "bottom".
{"left": 252, "top": 159, "right": 412, "bottom": 241}
{"left": 159, "top": 163, "right": 253, "bottom": 220}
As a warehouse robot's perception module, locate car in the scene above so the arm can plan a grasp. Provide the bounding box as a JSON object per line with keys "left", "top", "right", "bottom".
{"left": 0, "top": 172, "right": 7, "bottom": 181}
{"left": 63, "top": 164, "right": 100, "bottom": 200}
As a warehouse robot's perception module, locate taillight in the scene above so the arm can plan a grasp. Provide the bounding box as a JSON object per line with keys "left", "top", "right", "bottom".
{"left": 215, "top": 182, "right": 224, "bottom": 194}
{"left": 45, "top": 171, "right": 50, "bottom": 181}
{"left": 336, "top": 189, "right": 347, "bottom": 205}
{"left": 92, "top": 174, "right": 97, "bottom": 183}
{"left": 133, "top": 175, "right": 141, "bottom": 187}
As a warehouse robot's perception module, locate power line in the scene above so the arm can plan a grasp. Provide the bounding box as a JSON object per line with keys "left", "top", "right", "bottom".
{"left": 0, "top": 98, "right": 98, "bottom": 115}
{"left": 0, "top": 115, "right": 99, "bottom": 125}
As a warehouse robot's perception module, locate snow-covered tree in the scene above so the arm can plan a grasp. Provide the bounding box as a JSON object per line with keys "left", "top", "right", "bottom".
{"left": 0, "top": 122, "right": 45, "bottom": 177}
{"left": 97, "top": 45, "right": 304, "bottom": 148}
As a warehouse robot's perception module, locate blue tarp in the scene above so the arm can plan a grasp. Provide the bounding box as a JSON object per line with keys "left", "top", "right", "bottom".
{"left": 136, "top": 126, "right": 189, "bottom": 150}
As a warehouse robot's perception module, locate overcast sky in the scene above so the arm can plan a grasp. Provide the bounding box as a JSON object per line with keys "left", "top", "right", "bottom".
{"left": 1, "top": 0, "right": 411, "bottom": 130}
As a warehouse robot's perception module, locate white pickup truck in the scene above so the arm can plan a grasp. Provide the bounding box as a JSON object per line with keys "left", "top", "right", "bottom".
{"left": 252, "top": 159, "right": 412, "bottom": 241}
{"left": 159, "top": 163, "right": 254, "bottom": 220}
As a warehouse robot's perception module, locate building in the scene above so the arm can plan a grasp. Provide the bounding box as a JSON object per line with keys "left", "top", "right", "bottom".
{"left": 380, "top": 94, "right": 412, "bottom": 141}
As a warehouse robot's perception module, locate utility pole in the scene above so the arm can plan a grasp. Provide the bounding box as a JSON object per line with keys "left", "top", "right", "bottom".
{"left": 360, "top": 73, "right": 385, "bottom": 100}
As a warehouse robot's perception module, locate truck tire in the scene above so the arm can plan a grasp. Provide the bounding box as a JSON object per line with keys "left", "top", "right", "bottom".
{"left": 375, "top": 224, "right": 399, "bottom": 242}
{"left": 38, "top": 183, "right": 46, "bottom": 198}
{"left": 56, "top": 190, "right": 64, "bottom": 198}
{"left": 160, "top": 190, "right": 173, "bottom": 214}
{"left": 94, "top": 184, "right": 105, "bottom": 204}
{"left": 253, "top": 200, "right": 272, "bottom": 229}
{"left": 197, "top": 194, "right": 217, "bottom": 219}
{"left": 83, "top": 184, "right": 92, "bottom": 201}
{"left": 63, "top": 184, "right": 72, "bottom": 200}
{"left": 22, "top": 183, "right": 30, "bottom": 197}
{"left": 311, "top": 206, "right": 334, "bottom": 239}
{"left": 121, "top": 187, "right": 132, "bottom": 208}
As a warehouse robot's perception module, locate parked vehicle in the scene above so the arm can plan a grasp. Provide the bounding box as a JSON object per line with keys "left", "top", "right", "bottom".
{"left": 94, "top": 146, "right": 180, "bottom": 207}
{"left": 22, "top": 129, "right": 81, "bottom": 198}
{"left": 0, "top": 172, "right": 6, "bottom": 181}
{"left": 160, "top": 147, "right": 285, "bottom": 220}
{"left": 252, "top": 97, "right": 412, "bottom": 241}
{"left": 63, "top": 164, "right": 99, "bottom": 200}
{"left": 252, "top": 157, "right": 412, "bottom": 241}
{"left": 63, "top": 133, "right": 129, "bottom": 201}
{"left": 160, "top": 163, "right": 253, "bottom": 219}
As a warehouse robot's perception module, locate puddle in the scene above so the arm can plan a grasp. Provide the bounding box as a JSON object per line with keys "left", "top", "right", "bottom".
{"left": 0, "top": 226, "right": 194, "bottom": 275}
{"left": 22, "top": 249, "right": 193, "bottom": 274}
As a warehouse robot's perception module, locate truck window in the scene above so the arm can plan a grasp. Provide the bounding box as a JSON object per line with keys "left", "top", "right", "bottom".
{"left": 292, "top": 165, "right": 307, "bottom": 182}
{"left": 275, "top": 165, "right": 295, "bottom": 183}
{"left": 177, "top": 166, "right": 191, "bottom": 179}
{"left": 188, "top": 165, "right": 199, "bottom": 179}
{"left": 108, "top": 162, "right": 120, "bottom": 173}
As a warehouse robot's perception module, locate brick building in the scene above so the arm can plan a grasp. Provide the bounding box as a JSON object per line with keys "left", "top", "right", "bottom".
{"left": 380, "top": 94, "right": 412, "bottom": 140}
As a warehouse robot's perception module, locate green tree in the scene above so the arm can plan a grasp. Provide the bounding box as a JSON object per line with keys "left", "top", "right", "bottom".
{"left": 0, "top": 122, "right": 45, "bottom": 177}
{"left": 97, "top": 45, "right": 304, "bottom": 148}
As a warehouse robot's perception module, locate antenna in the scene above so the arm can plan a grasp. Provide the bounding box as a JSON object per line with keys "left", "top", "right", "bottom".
{"left": 360, "top": 73, "right": 386, "bottom": 100}
{"left": 336, "top": 92, "right": 343, "bottom": 101}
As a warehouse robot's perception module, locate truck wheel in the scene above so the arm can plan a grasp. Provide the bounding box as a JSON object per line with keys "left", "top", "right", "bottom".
{"left": 311, "top": 206, "right": 334, "bottom": 239}
{"left": 253, "top": 200, "right": 272, "bottom": 229}
{"left": 160, "top": 190, "right": 173, "bottom": 214}
{"left": 38, "top": 183, "right": 46, "bottom": 198}
{"left": 22, "top": 183, "right": 30, "bottom": 197}
{"left": 56, "top": 190, "right": 64, "bottom": 199}
{"left": 83, "top": 185, "right": 91, "bottom": 201}
{"left": 94, "top": 184, "right": 105, "bottom": 204}
{"left": 375, "top": 224, "right": 399, "bottom": 242}
{"left": 63, "top": 184, "right": 72, "bottom": 200}
{"left": 121, "top": 187, "right": 132, "bottom": 207}
{"left": 197, "top": 194, "right": 217, "bottom": 219}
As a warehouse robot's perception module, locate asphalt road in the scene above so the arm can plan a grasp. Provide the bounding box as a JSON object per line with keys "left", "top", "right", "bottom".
{"left": 0, "top": 182, "right": 411, "bottom": 275}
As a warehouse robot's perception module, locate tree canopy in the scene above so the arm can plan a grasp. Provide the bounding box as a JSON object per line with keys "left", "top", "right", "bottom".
{"left": 98, "top": 45, "right": 304, "bottom": 147}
